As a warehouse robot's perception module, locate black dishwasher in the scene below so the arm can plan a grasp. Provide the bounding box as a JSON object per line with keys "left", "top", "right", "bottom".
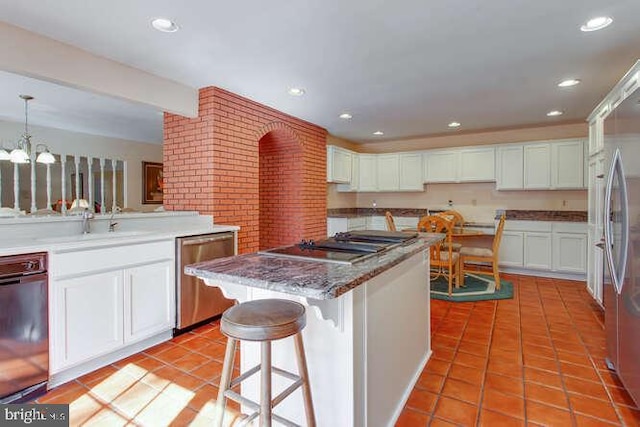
{"left": 0, "top": 252, "right": 48, "bottom": 403}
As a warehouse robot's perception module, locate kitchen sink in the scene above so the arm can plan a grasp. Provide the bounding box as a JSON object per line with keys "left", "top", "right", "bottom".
{"left": 37, "top": 230, "right": 151, "bottom": 243}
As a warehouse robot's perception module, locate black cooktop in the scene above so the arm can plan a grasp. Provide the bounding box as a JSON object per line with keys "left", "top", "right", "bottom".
{"left": 258, "top": 231, "right": 418, "bottom": 265}
{"left": 260, "top": 244, "right": 375, "bottom": 264}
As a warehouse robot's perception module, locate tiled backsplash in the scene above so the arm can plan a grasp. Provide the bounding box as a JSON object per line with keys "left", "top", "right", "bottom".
{"left": 327, "top": 208, "right": 588, "bottom": 222}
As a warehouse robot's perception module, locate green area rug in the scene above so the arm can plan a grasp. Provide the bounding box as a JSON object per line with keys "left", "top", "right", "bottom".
{"left": 431, "top": 273, "right": 513, "bottom": 302}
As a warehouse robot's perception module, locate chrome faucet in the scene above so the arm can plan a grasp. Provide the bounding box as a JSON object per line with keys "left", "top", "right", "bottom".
{"left": 108, "top": 210, "right": 119, "bottom": 232}
{"left": 81, "top": 208, "right": 94, "bottom": 234}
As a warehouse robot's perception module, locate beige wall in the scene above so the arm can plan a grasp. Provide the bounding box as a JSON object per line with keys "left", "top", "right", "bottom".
{"left": 0, "top": 120, "right": 162, "bottom": 210}
{"left": 355, "top": 184, "right": 586, "bottom": 222}
{"left": 326, "top": 122, "right": 589, "bottom": 219}
{"left": 327, "top": 135, "right": 361, "bottom": 151}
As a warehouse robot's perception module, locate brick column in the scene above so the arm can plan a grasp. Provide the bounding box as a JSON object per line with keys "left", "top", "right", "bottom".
{"left": 164, "top": 87, "right": 327, "bottom": 253}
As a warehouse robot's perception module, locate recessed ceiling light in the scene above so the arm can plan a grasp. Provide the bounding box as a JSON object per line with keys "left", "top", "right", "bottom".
{"left": 339, "top": 113, "right": 353, "bottom": 120}
{"left": 448, "top": 121, "right": 461, "bottom": 128}
{"left": 287, "top": 87, "right": 305, "bottom": 96}
{"left": 580, "top": 16, "right": 613, "bottom": 32}
{"left": 373, "top": 131, "right": 384, "bottom": 136}
{"left": 151, "top": 18, "right": 179, "bottom": 33}
{"left": 547, "top": 110, "right": 564, "bottom": 117}
{"left": 558, "top": 79, "right": 581, "bottom": 88}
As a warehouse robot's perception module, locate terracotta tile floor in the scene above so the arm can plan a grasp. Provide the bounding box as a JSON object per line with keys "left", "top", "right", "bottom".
{"left": 397, "top": 274, "right": 640, "bottom": 427}
{"left": 35, "top": 274, "right": 640, "bottom": 426}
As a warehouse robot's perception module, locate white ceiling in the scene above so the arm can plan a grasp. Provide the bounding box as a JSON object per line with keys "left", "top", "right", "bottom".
{"left": 1, "top": 0, "right": 640, "bottom": 144}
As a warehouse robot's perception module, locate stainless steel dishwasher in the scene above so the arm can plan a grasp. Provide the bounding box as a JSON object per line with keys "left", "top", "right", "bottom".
{"left": 0, "top": 252, "right": 48, "bottom": 403}
{"left": 175, "top": 232, "right": 236, "bottom": 333}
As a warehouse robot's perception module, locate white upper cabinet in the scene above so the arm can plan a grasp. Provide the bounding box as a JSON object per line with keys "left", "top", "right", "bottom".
{"left": 497, "top": 139, "right": 585, "bottom": 190}
{"left": 358, "top": 154, "right": 378, "bottom": 192}
{"left": 398, "top": 153, "right": 424, "bottom": 191}
{"left": 458, "top": 147, "right": 495, "bottom": 182}
{"left": 496, "top": 145, "right": 524, "bottom": 190}
{"left": 524, "top": 143, "right": 551, "bottom": 189}
{"left": 588, "top": 109, "right": 605, "bottom": 156}
{"left": 423, "top": 150, "right": 458, "bottom": 183}
{"left": 329, "top": 139, "right": 584, "bottom": 193}
{"left": 552, "top": 139, "right": 585, "bottom": 189}
{"left": 377, "top": 154, "right": 400, "bottom": 191}
{"left": 424, "top": 147, "right": 495, "bottom": 183}
{"left": 327, "top": 145, "right": 352, "bottom": 183}
{"left": 336, "top": 154, "right": 360, "bottom": 192}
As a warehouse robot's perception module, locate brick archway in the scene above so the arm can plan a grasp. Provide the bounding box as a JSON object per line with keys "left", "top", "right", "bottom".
{"left": 259, "top": 128, "right": 304, "bottom": 249}
{"left": 164, "top": 87, "right": 328, "bottom": 254}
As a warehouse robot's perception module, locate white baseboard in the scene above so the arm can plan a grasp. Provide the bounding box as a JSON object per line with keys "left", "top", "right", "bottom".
{"left": 48, "top": 330, "right": 172, "bottom": 389}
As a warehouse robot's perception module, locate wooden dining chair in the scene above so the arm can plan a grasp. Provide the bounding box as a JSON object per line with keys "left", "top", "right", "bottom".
{"left": 459, "top": 214, "right": 506, "bottom": 289}
{"left": 385, "top": 211, "right": 397, "bottom": 231}
{"left": 441, "top": 210, "right": 465, "bottom": 231}
{"left": 418, "top": 215, "right": 463, "bottom": 296}
{"left": 435, "top": 210, "right": 464, "bottom": 252}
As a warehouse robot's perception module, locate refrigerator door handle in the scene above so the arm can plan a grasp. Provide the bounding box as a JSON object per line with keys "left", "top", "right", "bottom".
{"left": 603, "top": 149, "right": 630, "bottom": 295}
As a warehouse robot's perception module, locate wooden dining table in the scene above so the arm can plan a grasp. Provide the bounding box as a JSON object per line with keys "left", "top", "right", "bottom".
{"left": 402, "top": 227, "right": 483, "bottom": 236}
{"left": 403, "top": 226, "right": 492, "bottom": 248}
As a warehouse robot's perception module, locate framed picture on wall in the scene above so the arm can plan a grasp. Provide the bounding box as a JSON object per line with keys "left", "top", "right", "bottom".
{"left": 142, "top": 161, "right": 163, "bottom": 204}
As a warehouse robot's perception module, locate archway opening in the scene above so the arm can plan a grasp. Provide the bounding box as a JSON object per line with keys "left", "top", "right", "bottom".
{"left": 258, "top": 129, "right": 303, "bottom": 250}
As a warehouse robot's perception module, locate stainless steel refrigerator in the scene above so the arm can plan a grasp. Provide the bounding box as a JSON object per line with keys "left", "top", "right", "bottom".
{"left": 603, "top": 92, "right": 640, "bottom": 407}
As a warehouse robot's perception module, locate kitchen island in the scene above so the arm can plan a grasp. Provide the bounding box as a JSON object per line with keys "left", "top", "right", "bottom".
{"left": 186, "top": 234, "right": 442, "bottom": 427}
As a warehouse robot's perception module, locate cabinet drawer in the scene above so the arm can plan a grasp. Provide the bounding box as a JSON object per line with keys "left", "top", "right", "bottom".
{"left": 51, "top": 240, "right": 174, "bottom": 279}
{"left": 503, "top": 221, "right": 552, "bottom": 233}
{"left": 552, "top": 222, "right": 587, "bottom": 233}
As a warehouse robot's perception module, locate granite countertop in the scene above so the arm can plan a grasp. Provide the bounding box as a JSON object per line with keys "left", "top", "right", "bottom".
{"left": 186, "top": 234, "right": 443, "bottom": 300}
{"left": 500, "top": 210, "right": 587, "bottom": 222}
{"left": 327, "top": 208, "right": 588, "bottom": 223}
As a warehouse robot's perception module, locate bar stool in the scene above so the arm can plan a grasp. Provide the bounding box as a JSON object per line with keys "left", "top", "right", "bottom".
{"left": 214, "top": 299, "right": 316, "bottom": 427}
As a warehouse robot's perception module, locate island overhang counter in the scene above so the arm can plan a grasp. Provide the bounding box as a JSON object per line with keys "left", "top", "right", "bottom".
{"left": 185, "top": 234, "right": 442, "bottom": 427}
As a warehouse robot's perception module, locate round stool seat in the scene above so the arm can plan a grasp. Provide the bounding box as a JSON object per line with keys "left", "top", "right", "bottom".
{"left": 221, "top": 299, "right": 306, "bottom": 341}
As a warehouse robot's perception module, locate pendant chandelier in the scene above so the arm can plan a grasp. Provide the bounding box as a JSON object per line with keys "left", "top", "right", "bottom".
{"left": 0, "top": 95, "right": 55, "bottom": 164}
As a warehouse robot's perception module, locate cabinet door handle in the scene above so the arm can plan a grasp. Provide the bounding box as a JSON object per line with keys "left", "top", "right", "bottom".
{"left": 596, "top": 174, "right": 605, "bottom": 179}
{"left": 595, "top": 241, "right": 605, "bottom": 249}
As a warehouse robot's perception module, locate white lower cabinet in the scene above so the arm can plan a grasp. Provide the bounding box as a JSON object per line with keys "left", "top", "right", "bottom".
{"left": 50, "top": 240, "right": 175, "bottom": 374}
{"left": 523, "top": 232, "right": 552, "bottom": 270}
{"left": 499, "top": 232, "right": 525, "bottom": 267}
{"left": 553, "top": 232, "right": 588, "bottom": 273}
{"left": 53, "top": 270, "right": 124, "bottom": 370}
{"left": 124, "top": 261, "right": 174, "bottom": 343}
{"left": 498, "top": 221, "right": 587, "bottom": 276}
